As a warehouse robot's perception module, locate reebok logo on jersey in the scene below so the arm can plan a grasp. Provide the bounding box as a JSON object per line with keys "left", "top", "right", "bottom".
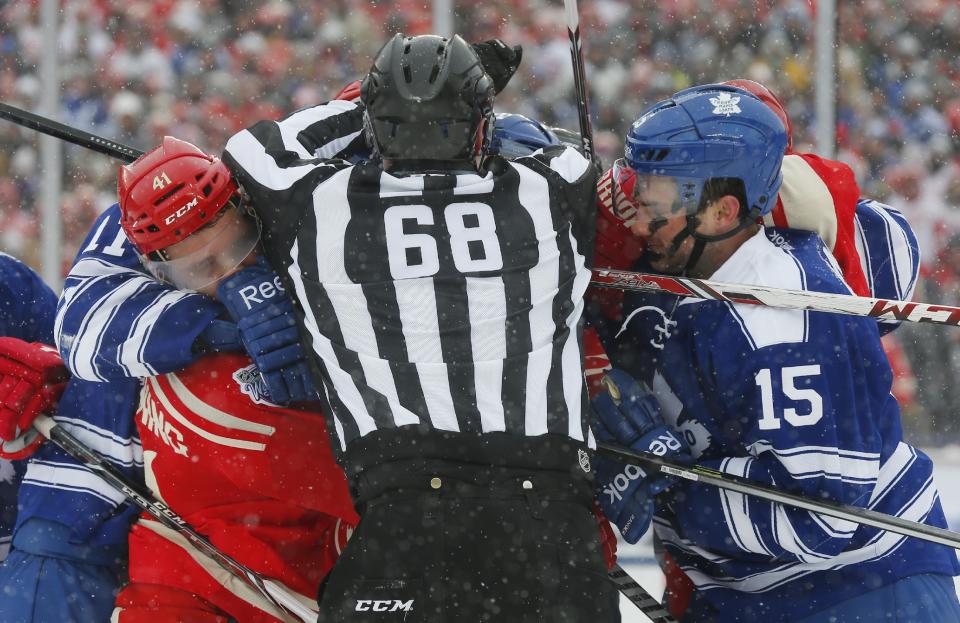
{"left": 355, "top": 599, "right": 414, "bottom": 612}
{"left": 238, "top": 275, "right": 286, "bottom": 311}
{"left": 163, "top": 197, "right": 199, "bottom": 225}
{"left": 767, "top": 231, "right": 795, "bottom": 252}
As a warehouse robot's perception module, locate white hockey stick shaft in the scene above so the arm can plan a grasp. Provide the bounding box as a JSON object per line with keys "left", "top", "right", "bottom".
{"left": 32, "top": 415, "right": 316, "bottom": 623}
{"left": 591, "top": 268, "right": 960, "bottom": 328}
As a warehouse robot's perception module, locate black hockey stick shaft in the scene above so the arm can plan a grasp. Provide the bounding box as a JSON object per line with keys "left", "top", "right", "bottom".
{"left": 32, "top": 415, "right": 315, "bottom": 623}
{"left": 597, "top": 441, "right": 960, "bottom": 551}
{"left": 0, "top": 101, "right": 143, "bottom": 163}
{"left": 609, "top": 563, "right": 677, "bottom": 623}
{"left": 563, "top": 0, "right": 594, "bottom": 159}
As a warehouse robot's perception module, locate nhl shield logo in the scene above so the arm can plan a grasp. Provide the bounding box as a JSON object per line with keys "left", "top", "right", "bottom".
{"left": 710, "top": 92, "right": 741, "bottom": 116}
{"left": 232, "top": 364, "right": 278, "bottom": 407}
{"left": 578, "top": 448, "right": 591, "bottom": 473}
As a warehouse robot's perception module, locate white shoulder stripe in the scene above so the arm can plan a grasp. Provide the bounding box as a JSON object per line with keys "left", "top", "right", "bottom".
{"left": 147, "top": 377, "right": 266, "bottom": 450}
{"left": 165, "top": 372, "right": 275, "bottom": 435}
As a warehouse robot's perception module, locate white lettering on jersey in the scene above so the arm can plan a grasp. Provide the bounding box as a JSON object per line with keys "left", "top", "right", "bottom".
{"left": 139, "top": 393, "right": 189, "bottom": 457}
{"left": 617, "top": 305, "right": 677, "bottom": 350}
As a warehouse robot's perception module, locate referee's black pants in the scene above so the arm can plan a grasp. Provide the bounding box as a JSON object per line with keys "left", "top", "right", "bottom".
{"left": 316, "top": 458, "right": 621, "bottom": 622}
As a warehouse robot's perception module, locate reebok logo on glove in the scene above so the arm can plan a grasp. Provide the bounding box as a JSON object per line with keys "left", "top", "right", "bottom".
{"left": 647, "top": 430, "right": 684, "bottom": 456}
{"left": 238, "top": 275, "right": 285, "bottom": 311}
{"left": 603, "top": 463, "right": 646, "bottom": 503}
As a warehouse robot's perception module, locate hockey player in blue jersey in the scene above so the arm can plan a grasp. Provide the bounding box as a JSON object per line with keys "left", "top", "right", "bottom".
{"left": 0, "top": 256, "right": 144, "bottom": 623}
{"left": 592, "top": 84, "right": 960, "bottom": 622}
{"left": 0, "top": 254, "right": 59, "bottom": 562}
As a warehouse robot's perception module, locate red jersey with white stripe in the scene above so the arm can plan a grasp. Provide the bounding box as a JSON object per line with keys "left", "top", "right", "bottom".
{"left": 117, "top": 352, "right": 357, "bottom": 622}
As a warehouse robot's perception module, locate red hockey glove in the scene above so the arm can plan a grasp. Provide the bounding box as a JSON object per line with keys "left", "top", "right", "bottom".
{"left": 592, "top": 500, "right": 618, "bottom": 572}
{"left": 0, "top": 337, "right": 69, "bottom": 459}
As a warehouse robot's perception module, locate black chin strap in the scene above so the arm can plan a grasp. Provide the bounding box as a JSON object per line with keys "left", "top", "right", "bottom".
{"left": 667, "top": 207, "right": 762, "bottom": 275}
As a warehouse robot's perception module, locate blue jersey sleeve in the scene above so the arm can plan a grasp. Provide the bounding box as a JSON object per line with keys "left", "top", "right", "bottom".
{"left": 55, "top": 204, "right": 224, "bottom": 381}
{"left": 0, "top": 377, "right": 141, "bottom": 623}
{"left": 0, "top": 253, "right": 57, "bottom": 344}
{"left": 663, "top": 307, "right": 891, "bottom": 563}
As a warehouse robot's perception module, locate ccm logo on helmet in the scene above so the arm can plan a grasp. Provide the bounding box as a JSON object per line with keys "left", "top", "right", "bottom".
{"left": 355, "top": 599, "right": 414, "bottom": 612}
{"left": 164, "top": 197, "right": 200, "bottom": 225}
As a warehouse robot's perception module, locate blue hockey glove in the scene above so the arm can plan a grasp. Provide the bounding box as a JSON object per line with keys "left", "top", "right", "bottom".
{"left": 196, "top": 318, "right": 243, "bottom": 353}
{"left": 591, "top": 369, "right": 691, "bottom": 544}
{"left": 592, "top": 368, "right": 691, "bottom": 490}
{"left": 216, "top": 258, "right": 318, "bottom": 404}
{"left": 593, "top": 450, "right": 654, "bottom": 544}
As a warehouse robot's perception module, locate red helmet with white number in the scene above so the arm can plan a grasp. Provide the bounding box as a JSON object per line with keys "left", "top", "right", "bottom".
{"left": 118, "top": 136, "right": 238, "bottom": 256}
{"left": 722, "top": 79, "right": 793, "bottom": 152}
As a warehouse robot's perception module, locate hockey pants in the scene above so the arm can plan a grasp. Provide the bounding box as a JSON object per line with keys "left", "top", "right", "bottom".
{"left": 316, "top": 464, "right": 621, "bottom": 622}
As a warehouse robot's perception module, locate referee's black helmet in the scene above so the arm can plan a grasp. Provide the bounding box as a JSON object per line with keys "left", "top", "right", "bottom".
{"left": 361, "top": 34, "right": 495, "bottom": 162}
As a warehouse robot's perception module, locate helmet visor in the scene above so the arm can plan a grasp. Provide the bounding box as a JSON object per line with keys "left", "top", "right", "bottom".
{"left": 141, "top": 204, "right": 260, "bottom": 292}
{"left": 611, "top": 158, "right": 705, "bottom": 226}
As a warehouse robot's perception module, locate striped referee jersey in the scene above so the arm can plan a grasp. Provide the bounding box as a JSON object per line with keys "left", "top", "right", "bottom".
{"left": 222, "top": 101, "right": 598, "bottom": 453}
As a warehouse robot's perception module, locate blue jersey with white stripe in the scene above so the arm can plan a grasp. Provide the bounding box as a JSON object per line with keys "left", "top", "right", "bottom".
{"left": 55, "top": 204, "right": 223, "bottom": 381}
{"left": 0, "top": 254, "right": 57, "bottom": 561}
{"left": 855, "top": 199, "right": 921, "bottom": 334}
{"left": 606, "top": 228, "right": 958, "bottom": 621}
{"left": 14, "top": 377, "right": 143, "bottom": 546}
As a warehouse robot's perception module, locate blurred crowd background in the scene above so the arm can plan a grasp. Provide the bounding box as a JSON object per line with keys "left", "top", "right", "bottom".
{"left": 1, "top": 0, "right": 959, "bottom": 442}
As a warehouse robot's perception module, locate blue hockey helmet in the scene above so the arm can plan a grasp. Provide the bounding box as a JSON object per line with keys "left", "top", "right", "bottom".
{"left": 489, "top": 113, "right": 560, "bottom": 158}
{"left": 613, "top": 84, "right": 788, "bottom": 227}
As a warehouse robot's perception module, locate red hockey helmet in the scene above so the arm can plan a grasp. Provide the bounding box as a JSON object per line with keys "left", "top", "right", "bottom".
{"left": 333, "top": 79, "right": 362, "bottom": 102}
{"left": 118, "top": 136, "right": 238, "bottom": 256}
{"left": 722, "top": 79, "right": 794, "bottom": 151}
{"left": 118, "top": 137, "right": 259, "bottom": 293}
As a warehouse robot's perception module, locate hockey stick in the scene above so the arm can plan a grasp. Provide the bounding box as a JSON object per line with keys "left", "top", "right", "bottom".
{"left": 560, "top": 4, "right": 675, "bottom": 619}
{"left": 597, "top": 441, "right": 960, "bottom": 551}
{"left": 32, "top": 414, "right": 317, "bottom": 623}
{"left": 9, "top": 101, "right": 959, "bottom": 331}
{"left": 591, "top": 267, "right": 960, "bottom": 328}
{"left": 0, "top": 101, "right": 142, "bottom": 163}
{"left": 563, "top": 0, "right": 594, "bottom": 159}
{"left": 609, "top": 563, "right": 677, "bottom": 623}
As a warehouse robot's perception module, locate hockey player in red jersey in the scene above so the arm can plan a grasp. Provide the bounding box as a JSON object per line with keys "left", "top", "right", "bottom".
{"left": 114, "top": 352, "right": 356, "bottom": 623}
{"left": 108, "top": 138, "right": 357, "bottom": 622}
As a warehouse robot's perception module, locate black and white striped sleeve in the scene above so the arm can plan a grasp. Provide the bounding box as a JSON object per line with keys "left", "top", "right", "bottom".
{"left": 221, "top": 102, "right": 360, "bottom": 262}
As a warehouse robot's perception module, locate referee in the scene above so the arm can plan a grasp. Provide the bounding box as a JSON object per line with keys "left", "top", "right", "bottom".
{"left": 222, "top": 34, "right": 618, "bottom": 622}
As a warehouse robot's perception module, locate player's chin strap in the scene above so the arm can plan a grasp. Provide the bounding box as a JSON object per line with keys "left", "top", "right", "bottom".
{"left": 670, "top": 205, "right": 764, "bottom": 275}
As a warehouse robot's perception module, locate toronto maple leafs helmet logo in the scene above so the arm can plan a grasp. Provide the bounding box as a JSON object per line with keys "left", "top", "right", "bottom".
{"left": 710, "top": 92, "right": 742, "bottom": 116}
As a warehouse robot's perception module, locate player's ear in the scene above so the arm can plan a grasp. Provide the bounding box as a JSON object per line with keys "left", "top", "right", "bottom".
{"left": 714, "top": 194, "right": 742, "bottom": 227}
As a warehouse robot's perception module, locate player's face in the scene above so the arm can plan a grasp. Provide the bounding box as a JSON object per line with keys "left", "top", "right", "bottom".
{"left": 143, "top": 204, "right": 259, "bottom": 296}
{"left": 628, "top": 175, "right": 697, "bottom": 274}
